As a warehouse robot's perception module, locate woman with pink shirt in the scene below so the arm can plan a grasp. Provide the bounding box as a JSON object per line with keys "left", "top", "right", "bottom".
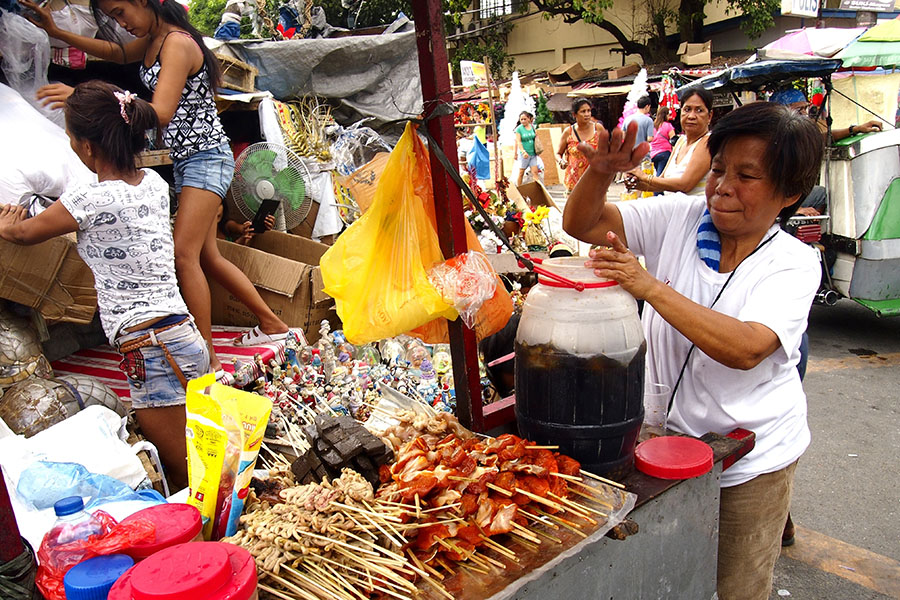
{"left": 650, "top": 105, "right": 676, "bottom": 175}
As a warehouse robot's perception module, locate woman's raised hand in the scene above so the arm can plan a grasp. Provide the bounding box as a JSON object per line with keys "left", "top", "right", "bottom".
{"left": 36, "top": 83, "right": 75, "bottom": 110}
{"left": 578, "top": 121, "right": 650, "bottom": 178}
{"left": 19, "top": 0, "right": 59, "bottom": 35}
{"left": 586, "top": 231, "right": 658, "bottom": 300}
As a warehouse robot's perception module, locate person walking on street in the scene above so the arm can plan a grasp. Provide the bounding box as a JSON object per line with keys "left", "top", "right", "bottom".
{"left": 556, "top": 99, "right": 600, "bottom": 193}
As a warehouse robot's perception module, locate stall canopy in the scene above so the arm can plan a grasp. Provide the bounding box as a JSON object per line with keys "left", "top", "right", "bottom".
{"left": 836, "top": 18, "right": 900, "bottom": 67}
{"left": 675, "top": 59, "right": 842, "bottom": 96}
{"left": 758, "top": 27, "right": 865, "bottom": 60}
{"left": 209, "top": 21, "right": 421, "bottom": 134}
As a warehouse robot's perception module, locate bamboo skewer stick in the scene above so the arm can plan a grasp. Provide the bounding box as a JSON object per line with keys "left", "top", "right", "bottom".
{"left": 536, "top": 509, "right": 588, "bottom": 538}
{"left": 508, "top": 531, "right": 540, "bottom": 551}
{"left": 315, "top": 553, "right": 414, "bottom": 592}
{"left": 457, "top": 560, "right": 490, "bottom": 575}
{"left": 434, "top": 556, "right": 456, "bottom": 576}
{"left": 547, "top": 492, "right": 597, "bottom": 523}
{"left": 362, "top": 500, "right": 408, "bottom": 543}
{"left": 518, "top": 508, "right": 559, "bottom": 529}
{"left": 332, "top": 501, "right": 403, "bottom": 523}
{"left": 510, "top": 521, "right": 541, "bottom": 543}
{"left": 407, "top": 548, "right": 445, "bottom": 580}
{"left": 478, "top": 534, "right": 519, "bottom": 561}
{"left": 447, "top": 475, "right": 479, "bottom": 483}
{"left": 486, "top": 482, "right": 513, "bottom": 497}
{"left": 421, "top": 570, "right": 456, "bottom": 600}
{"left": 474, "top": 550, "right": 507, "bottom": 569}
{"left": 580, "top": 469, "right": 626, "bottom": 489}
{"left": 524, "top": 445, "right": 559, "bottom": 450}
{"left": 513, "top": 487, "right": 567, "bottom": 512}
{"left": 551, "top": 492, "right": 608, "bottom": 518}
{"left": 549, "top": 471, "right": 583, "bottom": 482}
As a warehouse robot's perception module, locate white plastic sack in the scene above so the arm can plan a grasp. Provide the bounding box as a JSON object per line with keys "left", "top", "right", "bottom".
{"left": 47, "top": 4, "right": 98, "bottom": 48}
{"left": 0, "top": 82, "right": 95, "bottom": 206}
{"left": 0, "top": 13, "right": 65, "bottom": 127}
{"left": 0, "top": 405, "right": 156, "bottom": 551}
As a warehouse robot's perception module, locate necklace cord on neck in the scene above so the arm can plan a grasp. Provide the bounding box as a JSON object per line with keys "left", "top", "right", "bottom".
{"left": 666, "top": 230, "right": 779, "bottom": 415}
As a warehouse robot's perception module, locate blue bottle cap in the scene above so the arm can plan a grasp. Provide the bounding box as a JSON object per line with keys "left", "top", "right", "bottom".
{"left": 64, "top": 554, "right": 135, "bottom": 600}
{"left": 54, "top": 496, "right": 85, "bottom": 517}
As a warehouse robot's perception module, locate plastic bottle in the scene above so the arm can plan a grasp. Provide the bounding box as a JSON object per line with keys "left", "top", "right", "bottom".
{"left": 48, "top": 496, "right": 103, "bottom": 546}
{"left": 641, "top": 157, "right": 655, "bottom": 198}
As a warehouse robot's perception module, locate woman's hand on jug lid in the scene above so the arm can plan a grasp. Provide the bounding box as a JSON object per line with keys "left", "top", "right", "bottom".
{"left": 586, "top": 231, "right": 658, "bottom": 300}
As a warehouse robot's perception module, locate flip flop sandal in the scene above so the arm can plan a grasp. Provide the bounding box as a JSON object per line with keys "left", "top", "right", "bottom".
{"left": 233, "top": 325, "right": 289, "bottom": 347}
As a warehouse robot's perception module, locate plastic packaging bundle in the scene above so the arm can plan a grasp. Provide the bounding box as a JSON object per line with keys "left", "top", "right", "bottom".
{"left": 428, "top": 251, "right": 497, "bottom": 329}
{"left": 16, "top": 461, "right": 159, "bottom": 511}
{"left": 0, "top": 13, "right": 64, "bottom": 127}
{"left": 329, "top": 121, "right": 392, "bottom": 176}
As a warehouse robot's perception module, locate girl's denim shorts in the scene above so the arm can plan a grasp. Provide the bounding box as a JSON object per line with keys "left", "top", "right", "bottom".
{"left": 173, "top": 143, "right": 235, "bottom": 199}
{"left": 115, "top": 318, "right": 209, "bottom": 409}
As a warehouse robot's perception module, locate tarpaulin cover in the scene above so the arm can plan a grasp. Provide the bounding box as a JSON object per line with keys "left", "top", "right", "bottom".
{"left": 209, "top": 29, "right": 421, "bottom": 136}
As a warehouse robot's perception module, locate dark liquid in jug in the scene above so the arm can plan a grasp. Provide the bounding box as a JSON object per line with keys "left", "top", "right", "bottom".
{"left": 515, "top": 341, "right": 645, "bottom": 479}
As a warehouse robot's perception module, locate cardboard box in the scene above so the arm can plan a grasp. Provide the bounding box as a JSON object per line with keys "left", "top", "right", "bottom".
{"left": 607, "top": 63, "right": 640, "bottom": 80}
{"left": 0, "top": 235, "right": 96, "bottom": 324}
{"left": 207, "top": 231, "right": 337, "bottom": 343}
{"left": 516, "top": 181, "right": 560, "bottom": 211}
{"left": 548, "top": 62, "right": 587, "bottom": 84}
{"left": 677, "top": 41, "right": 712, "bottom": 66}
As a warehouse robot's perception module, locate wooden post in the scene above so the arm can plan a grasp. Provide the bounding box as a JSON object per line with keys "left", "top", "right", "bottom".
{"left": 0, "top": 468, "right": 25, "bottom": 562}
{"left": 412, "top": 0, "right": 484, "bottom": 432}
{"left": 483, "top": 55, "right": 503, "bottom": 182}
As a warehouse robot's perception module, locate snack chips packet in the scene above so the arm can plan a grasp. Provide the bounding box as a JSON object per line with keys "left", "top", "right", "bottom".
{"left": 185, "top": 374, "right": 272, "bottom": 539}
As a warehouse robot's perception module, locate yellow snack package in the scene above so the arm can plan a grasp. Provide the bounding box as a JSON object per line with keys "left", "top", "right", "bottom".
{"left": 185, "top": 374, "right": 272, "bottom": 540}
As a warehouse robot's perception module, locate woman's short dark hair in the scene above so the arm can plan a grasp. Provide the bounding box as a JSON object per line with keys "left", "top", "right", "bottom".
{"left": 572, "top": 99, "right": 591, "bottom": 114}
{"left": 708, "top": 101, "right": 824, "bottom": 221}
{"left": 65, "top": 80, "right": 160, "bottom": 173}
{"left": 679, "top": 86, "right": 714, "bottom": 112}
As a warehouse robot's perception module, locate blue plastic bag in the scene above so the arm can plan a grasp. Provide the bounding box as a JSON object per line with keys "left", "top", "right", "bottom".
{"left": 467, "top": 136, "right": 491, "bottom": 180}
{"left": 17, "top": 461, "right": 157, "bottom": 511}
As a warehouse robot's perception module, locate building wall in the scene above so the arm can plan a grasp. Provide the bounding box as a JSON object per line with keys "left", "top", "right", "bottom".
{"left": 458, "top": 1, "right": 884, "bottom": 74}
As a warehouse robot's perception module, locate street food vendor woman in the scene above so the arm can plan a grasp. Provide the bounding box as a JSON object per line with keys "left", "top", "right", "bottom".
{"left": 562, "top": 100, "right": 823, "bottom": 600}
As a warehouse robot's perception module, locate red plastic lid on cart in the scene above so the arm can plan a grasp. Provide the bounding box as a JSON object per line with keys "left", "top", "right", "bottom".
{"left": 634, "top": 436, "right": 713, "bottom": 479}
{"left": 108, "top": 542, "right": 257, "bottom": 600}
{"left": 120, "top": 504, "right": 203, "bottom": 559}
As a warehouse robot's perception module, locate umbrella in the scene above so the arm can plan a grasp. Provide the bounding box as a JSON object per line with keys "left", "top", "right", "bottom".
{"left": 836, "top": 17, "right": 900, "bottom": 67}
{"left": 675, "top": 59, "right": 842, "bottom": 97}
{"left": 759, "top": 27, "right": 866, "bottom": 60}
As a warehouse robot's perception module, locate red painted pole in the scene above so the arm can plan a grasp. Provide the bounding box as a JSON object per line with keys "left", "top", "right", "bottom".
{"left": 411, "top": 1, "right": 485, "bottom": 432}
{"left": 0, "top": 466, "right": 25, "bottom": 562}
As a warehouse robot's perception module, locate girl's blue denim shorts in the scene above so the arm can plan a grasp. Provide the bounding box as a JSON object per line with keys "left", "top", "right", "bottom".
{"left": 115, "top": 318, "right": 210, "bottom": 409}
{"left": 518, "top": 152, "right": 541, "bottom": 169}
{"left": 173, "top": 143, "right": 235, "bottom": 199}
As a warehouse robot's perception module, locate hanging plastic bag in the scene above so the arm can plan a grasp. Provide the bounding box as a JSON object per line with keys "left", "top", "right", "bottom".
{"left": 467, "top": 136, "right": 490, "bottom": 181}
{"left": 406, "top": 131, "right": 513, "bottom": 343}
{"left": 428, "top": 251, "right": 496, "bottom": 329}
{"left": 0, "top": 13, "right": 65, "bottom": 128}
{"left": 320, "top": 122, "right": 459, "bottom": 344}
{"left": 16, "top": 461, "right": 157, "bottom": 512}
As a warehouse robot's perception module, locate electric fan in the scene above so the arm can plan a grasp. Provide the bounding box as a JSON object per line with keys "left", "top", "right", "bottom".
{"left": 229, "top": 142, "right": 313, "bottom": 231}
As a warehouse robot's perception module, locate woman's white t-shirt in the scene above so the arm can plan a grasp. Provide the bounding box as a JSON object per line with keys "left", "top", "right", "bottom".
{"left": 618, "top": 194, "right": 819, "bottom": 487}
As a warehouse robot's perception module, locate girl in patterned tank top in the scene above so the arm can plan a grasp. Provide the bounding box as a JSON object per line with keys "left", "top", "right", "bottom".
{"left": 24, "top": 0, "right": 291, "bottom": 375}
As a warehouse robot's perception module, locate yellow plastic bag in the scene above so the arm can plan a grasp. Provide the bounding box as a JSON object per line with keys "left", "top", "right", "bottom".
{"left": 185, "top": 374, "right": 272, "bottom": 540}
{"left": 321, "top": 122, "right": 458, "bottom": 344}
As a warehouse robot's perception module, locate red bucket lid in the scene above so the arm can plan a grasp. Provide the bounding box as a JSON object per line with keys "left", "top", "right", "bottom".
{"left": 108, "top": 542, "right": 257, "bottom": 600}
{"left": 634, "top": 436, "right": 713, "bottom": 479}
{"left": 120, "top": 504, "right": 202, "bottom": 559}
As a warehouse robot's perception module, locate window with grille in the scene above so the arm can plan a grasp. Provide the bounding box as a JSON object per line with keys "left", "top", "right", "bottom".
{"left": 479, "top": 0, "right": 520, "bottom": 19}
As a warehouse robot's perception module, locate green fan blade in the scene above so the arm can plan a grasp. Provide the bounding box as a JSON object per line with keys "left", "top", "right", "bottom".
{"left": 273, "top": 165, "right": 306, "bottom": 210}
{"left": 241, "top": 149, "right": 277, "bottom": 183}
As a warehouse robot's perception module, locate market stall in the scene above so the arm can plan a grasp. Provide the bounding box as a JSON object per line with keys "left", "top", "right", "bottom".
{"left": 0, "top": 1, "right": 759, "bottom": 598}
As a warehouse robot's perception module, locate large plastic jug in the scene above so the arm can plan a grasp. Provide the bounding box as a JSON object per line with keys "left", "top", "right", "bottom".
{"left": 515, "top": 257, "right": 646, "bottom": 478}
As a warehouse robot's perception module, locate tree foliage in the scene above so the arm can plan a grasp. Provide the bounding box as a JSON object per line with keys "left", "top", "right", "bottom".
{"left": 189, "top": 0, "right": 228, "bottom": 35}
{"left": 531, "top": 0, "right": 779, "bottom": 63}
